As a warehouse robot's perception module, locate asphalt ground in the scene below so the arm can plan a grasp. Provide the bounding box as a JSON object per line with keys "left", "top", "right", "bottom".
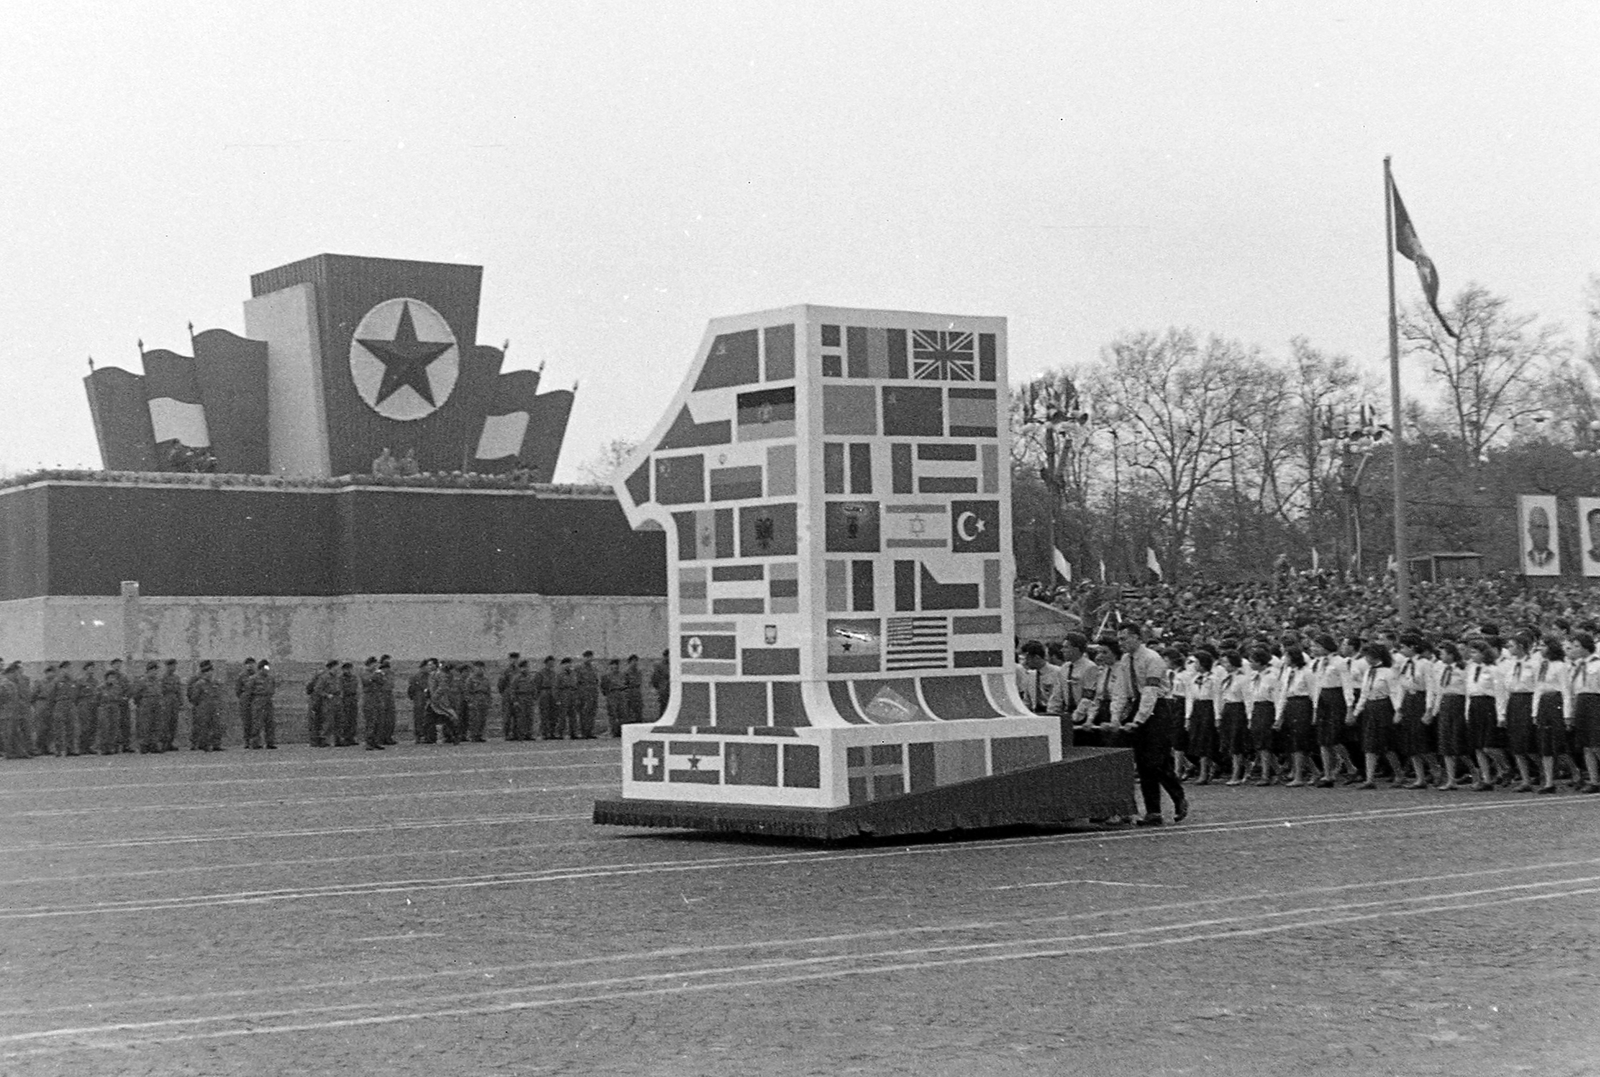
{"left": 1, "top": 742, "right": 1598, "bottom": 1076}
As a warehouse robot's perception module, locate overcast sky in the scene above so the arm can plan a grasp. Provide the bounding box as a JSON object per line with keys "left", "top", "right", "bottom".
{"left": 2, "top": 1, "right": 1596, "bottom": 480}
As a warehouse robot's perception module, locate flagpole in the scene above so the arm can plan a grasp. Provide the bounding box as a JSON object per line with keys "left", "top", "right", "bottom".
{"left": 1385, "top": 155, "right": 1412, "bottom": 626}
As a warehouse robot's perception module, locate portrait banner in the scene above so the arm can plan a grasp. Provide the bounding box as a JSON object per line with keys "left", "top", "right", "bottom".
{"left": 1518, "top": 494, "right": 1560, "bottom": 576}
{"left": 1577, "top": 497, "right": 1600, "bottom": 578}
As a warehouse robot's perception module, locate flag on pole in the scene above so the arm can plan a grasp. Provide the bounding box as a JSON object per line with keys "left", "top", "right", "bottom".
{"left": 1098, "top": 558, "right": 1106, "bottom": 583}
{"left": 1053, "top": 548, "right": 1072, "bottom": 582}
{"left": 1146, "top": 547, "right": 1163, "bottom": 579}
{"left": 1392, "top": 178, "right": 1457, "bottom": 339}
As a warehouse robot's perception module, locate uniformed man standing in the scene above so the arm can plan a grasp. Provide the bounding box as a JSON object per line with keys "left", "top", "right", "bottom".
{"left": 233, "top": 658, "right": 258, "bottom": 749}
{"left": 134, "top": 661, "right": 163, "bottom": 752}
{"left": 427, "top": 660, "right": 459, "bottom": 744}
{"left": 96, "top": 670, "right": 126, "bottom": 754}
{"left": 623, "top": 654, "right": 644, "bottom": 727}
{"left": 307, "top": 660, "right": 337, "bottom": 747}
{"left": 602, "top": 659, "right": 627, "bottom": 737}
{"left": 509, "top": 659, "right": 536, "bottom": 740}
{"left": 407, "top": 661, "right": 432, "bottom": 743}
{"left": 1, "top": 662, "right": 26, "bottom": 760}
{"left": 76, "top": 661, "right": 99, "bottom": 754}
{"left": 337, "top": 662, "right": 360, "bottom": 746}
{"left": 575, "top": 651, "right": 601, "bottom": 739}
{"left": 361, "top": 657, "right": 385, "bottom": 750}
{"left": 378, "top": 656, "right": 397, "bottom": 745}
{"left": 250, "top": 659, "right": 278, "bottom": 749}
{"left": 188, "top": 661, "right": 220, "bottom": 751}
{"left": 52, "top": 662, "right": 83, "bottom": 757}
{"left": 650, "top": 650, "right": 671, "bottom": 722}
{"left": 554, "top": 657, "right": 578, "bottom": 739}
{"left": 159, "top": 659, "right": 184, "bottom": 751}
{"left": 106, "top": 658, "right": 133, "bottom": 752}
{"left": 497, "top": 652, "right": 520, "bottom": 740}
{"left": 465, "top": 661, "right": 492, "bottom": 742}
{"left": 31, "top": 664, "right": 55, "bottom": 755}
{"left": 535, "top": 656, "right": 557, "bottom": 739}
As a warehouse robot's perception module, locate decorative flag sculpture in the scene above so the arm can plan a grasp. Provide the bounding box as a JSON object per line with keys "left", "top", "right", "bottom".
{"left": 595, "top": 306, "right": 1132, "bottom": 837}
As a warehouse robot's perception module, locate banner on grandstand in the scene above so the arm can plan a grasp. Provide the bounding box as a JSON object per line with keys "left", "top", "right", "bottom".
{"left": 1518, "top": 494, "right": 1560, "bottom": 576}
{"left": 1578, "top": 497, "right": 1600, "bottom": 578}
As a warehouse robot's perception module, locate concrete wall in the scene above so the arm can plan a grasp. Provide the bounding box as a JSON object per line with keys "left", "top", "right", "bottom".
{"left": 0, "top": 593, "right": 669, "bottom": 664}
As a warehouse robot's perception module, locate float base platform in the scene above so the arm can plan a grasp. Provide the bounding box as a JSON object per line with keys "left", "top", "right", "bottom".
{"left": 594, "top": 746, "right": 1135, "bottom": 841}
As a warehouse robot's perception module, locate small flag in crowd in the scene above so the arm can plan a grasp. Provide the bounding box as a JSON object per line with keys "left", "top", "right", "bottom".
{"left": 1392, "top": 177, "right": 1457, "bottom": 339}
{"left": 1053, "top": 547, "right": 1072, "bottom": 582}
{"left": 1146, "top": 546, "right": 1163, "bottom": 579}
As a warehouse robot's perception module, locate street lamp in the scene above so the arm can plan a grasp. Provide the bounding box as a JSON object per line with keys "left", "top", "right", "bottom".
{"left": 1318, "top": 404, "right": 1390, "bottom": 576}
{"left": 1019, "top": 381, "right": 1092, "bottom": 588}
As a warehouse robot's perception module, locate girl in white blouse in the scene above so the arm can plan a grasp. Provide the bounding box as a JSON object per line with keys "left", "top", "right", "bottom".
{"left": 1564, "top": 632, "right": 1600, "bottom": 794}
{"left": 1426, "top": 641, "right": 1470, "bottom": 790}
{"left": 1347, "top": 642, "right": 1407, "bottom": 790}
{"left": 1532, "top": 638, "right": 1570, "bottom": 794}
{"left": 1274, "top": 646, "right": 1317, "bottom": 787}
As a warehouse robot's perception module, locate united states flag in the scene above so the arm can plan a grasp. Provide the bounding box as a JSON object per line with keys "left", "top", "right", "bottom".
{"left": 911, "top": 330, "right": 975, "bottom": 381}
{"left": 885, "top": 616, "right": 949, "bottom": 670}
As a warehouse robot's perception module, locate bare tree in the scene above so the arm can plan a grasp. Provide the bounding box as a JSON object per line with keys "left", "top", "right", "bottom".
{"left": 1400, "top": 284, "right": 1570, "bottom": 467}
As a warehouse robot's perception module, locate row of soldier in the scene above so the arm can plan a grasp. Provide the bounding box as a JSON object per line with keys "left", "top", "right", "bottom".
{"left": 2, "top": 651, "right": 673, "bottom": 759}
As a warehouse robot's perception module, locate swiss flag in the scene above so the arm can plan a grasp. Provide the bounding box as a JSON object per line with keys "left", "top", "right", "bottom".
{"left": 632, "top": 740, "right": 666, "bottom": 782}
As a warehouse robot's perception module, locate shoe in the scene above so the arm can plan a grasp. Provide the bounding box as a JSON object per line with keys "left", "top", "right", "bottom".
{"left": 1285, "top": 780, "right": 1307, "bottom": 788}
{"left": 1358, "top": 781, "right": 1378, "bottom": 790}
{"left": 1224, "top": 778, "right": 1242, "bottom": 787}
{"left": 1315, "top": 778, "right": 1335, "bottom": 788}
{"left": 1253, "top": 778, "right": 1274, "bottom": 787}
{"left": 1435, "top": 782, "right": 1460, "bottom": 791}
{"left": 1536, "top": 784, "right": 1557, "bottom": 794}
{"left": 266, "top": 744, "right": 277, "bottom": 749}
{"left": 1173, "top": 800, "right": 1189, "bottom": 823}
{"left": 1582, "top": 784, "right": 1600, "bottom": 795}
{"left": 1513, "top": 782, "right": 1534, "bottom": 793}
{"left": 1471, "top": 781, "right": 1493, "bottom": 791}
{"left": 1403, "top": 780, "right": 1427, "bottom": 790}
{"left": 1134, "top": 813, "right": 1164, "bottom": 827}
{"left": 1341, "top": 775, "right": 1364, "bottom": 786}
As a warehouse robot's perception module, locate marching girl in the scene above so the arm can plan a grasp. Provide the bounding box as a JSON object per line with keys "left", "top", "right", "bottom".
{"left": 1464, "top": 638, "right": 1507, "bottom": 790}
{"left": 1166, "top": 648, "right": 1194, "bottom": 781}
{"left": 1347, "top": 642, "right": 1407, "bottom": 789}
{"left": 1533, "top": 638, "right": 1569, "bottom": 794}
{"left": 1309, "top": 634, "right": 1356, "bottom": 787}
{"left": 1185, "top": 650, "right": 1220, "bottom": 785}
{"left": 1217, "top": 651, "right": 1252, "bottom": 785}
{"left": 1427, "top": 640, "right": 1471, "bottom": 790}
{"left": 1274, "top": 645, "right": 1317, "bottom": 787}
{"left": 1247, "top": 647, "right": 1280, "bottom": 785}
{"left": 1393, "top": 633, "right": 1434, "bottom": 788}
{"left": 1338, "top": 635, "right": 1369, "bottom": 780}
{"left": 1499, "top": 633, "right": 1539, "bottom": 792}
{"left": 1565, "top": 632, "right": 1600, "bottom": 794}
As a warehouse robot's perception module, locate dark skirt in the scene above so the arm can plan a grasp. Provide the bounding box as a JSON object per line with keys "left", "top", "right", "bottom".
{"left": 1315, "top": 687, "right": 1347, "bottom": 748}
{"left": 1576, "top": 693, "right": 1600, "bottom": 751}
{"left": 1436, "top": 694, "right": 1468, "bottom": 756}
{"left": 1187, "top": 699, "right": 1217, "bottom": 759}
{"left": 1359, "top": 698, "right": 1394, "bottom": 755}
{"left": 1249, "top": 701, "right": 1276, "bottom": 753}
{"left": 1504, "top": 693, "right": 1534, "bottom": 757}
{"left": 1466, "top": 695, "right": 1497, "bottom": 752}
{"left": 1219, "top": 701, "right": 1250, "bottom": 757}
{"left": 1282, "top": 695, "right": 1315, "bottom": 755}
{"left": 1168, "top": 698, "right": 1190, "bottom": 753}
{"left": 1535, "top": 691, "right": 1568, "bottom": 758}
{"left": 1396, "top": 691, "right": 1429, "bottom": 758}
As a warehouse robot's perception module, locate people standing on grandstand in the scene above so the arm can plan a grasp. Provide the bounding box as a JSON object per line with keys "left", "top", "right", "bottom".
{"left": 1428, "top": 641, "right": 1470, "bottom": 789}
{"left": 1273, "top": 645, "right": 1316, "bottom": 786}
{"left": 1112, "top": 623, "right": 1187, "bottom": 826}
{"left": 1566, "top": 632, "right": 1600, "bottom": 793}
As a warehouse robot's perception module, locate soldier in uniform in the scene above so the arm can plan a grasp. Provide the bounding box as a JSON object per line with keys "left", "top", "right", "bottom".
{"left": 427, "top": 660, "right": 460, "bottom": 744}
{"left": 97, "top": 669, "right": 127, "bottom": 754}
{"left": 250, "top": 659, "right": 278, "bottom": 749}
{"left": 378, "top": 655, "right": 397, "bottom": 745}
{"left": 77, "top": 661, "right": 99, "bottom": 754}
{"left": 160, "top": 659, "right": 185, "bottom": 751}
{"left": 361, "top": 657, "right": 385, "bottom": 750}
{"left": 509, "top": 659, "right": 536, "bottom": 741}
{"left": 188, "top": 661, "right": 220, "bottom": 751}
{"left": 650, "top": 649, "right": 672, "bottom": 722}
{"left": 602, "top": 659, "right": 627, "bottom": 737}
{"left": 465, "top": 661, "right": 492, "bottom": 742}
{"left": 554, "top": 657, "right": 578, "bottom": 739}
{"left": 106, "top": 658, "right": 133, "bottom": 752}
{"left": 575, "top": 651, "right": 601, "bottom": 739}
{"left": 307, "top": 660, "right": 338, "bottom": 747}
{"left": 335, "top": 662, "right": 359, "bottom": 746}
{"left": 623, "top": 654, "right": 644, "bottom": 727}
{"left": 535, "top": 656, "right": 557, "bottom": 740}
{"left": 134, "top": 660, "right": 164, "bottom": 752}
{"left": 408, "top": 661, "right": 432, "bottom": 743}
{"left": 32, "top": 664, "right": 56, "bottom": 756}
{"left": 2, "top": 662, "right": 26, "bottom": 760}
{"left": 497, "top": 652, "right": 520, "bottom": 740}
{"left": 232, "top": 658, "right": 258, "bottom": 750}
{"left": 51, "top": 662, "right": 82, "bottom": 757}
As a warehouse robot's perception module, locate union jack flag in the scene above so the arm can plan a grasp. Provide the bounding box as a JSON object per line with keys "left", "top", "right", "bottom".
{"left": 911, "top": 330, "right": 975, "bottom": 381}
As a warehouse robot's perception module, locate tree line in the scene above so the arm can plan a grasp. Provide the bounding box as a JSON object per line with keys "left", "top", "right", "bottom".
{"left": 1013, "top": 278, "right": 1600, "bottom": 586}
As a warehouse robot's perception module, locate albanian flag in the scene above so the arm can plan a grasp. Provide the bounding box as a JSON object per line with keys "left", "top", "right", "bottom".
{"left": 1392, "top": 179, "right": 1458, "bottom": 339}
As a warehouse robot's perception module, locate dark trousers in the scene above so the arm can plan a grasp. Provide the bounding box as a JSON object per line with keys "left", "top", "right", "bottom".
{"left": 251, "top": 699, "right": 276, "bottom": 747}
{"left": 308, "top": 701, "right": 327, "bottom": 746}
{"left": 538, "top": 694, "right": 557, "bottom": 739}
{"left": 1130, "top": 707, "right": 1185, "bottom": 817}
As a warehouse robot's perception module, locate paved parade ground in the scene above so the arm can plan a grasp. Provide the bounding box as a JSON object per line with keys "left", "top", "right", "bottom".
{"left": 2, "top": 743, "right": 1598, "bottom": 1076}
